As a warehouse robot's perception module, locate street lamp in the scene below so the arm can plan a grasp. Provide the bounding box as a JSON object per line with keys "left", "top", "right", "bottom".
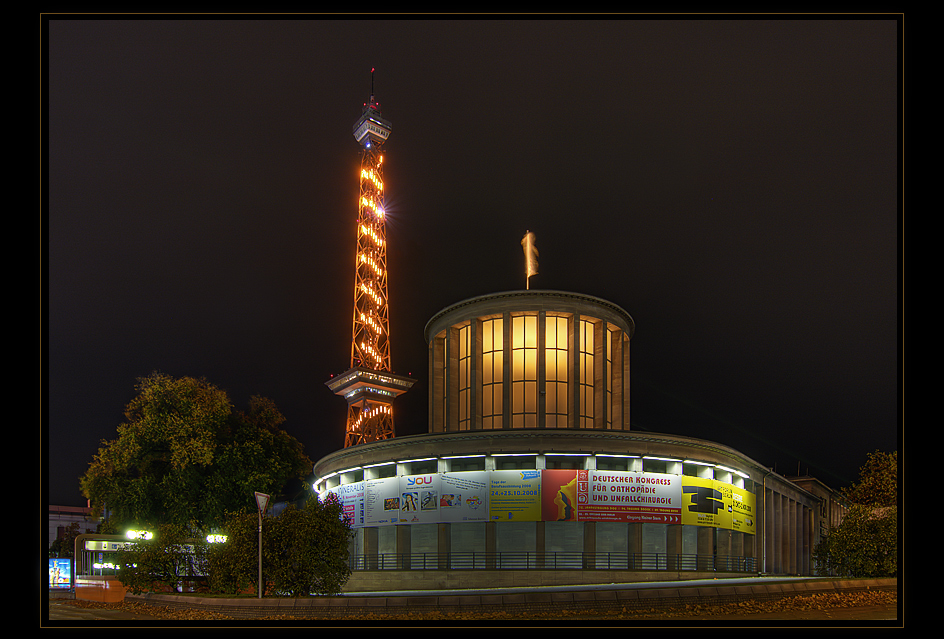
{"left": 254, "top": 492, "right": 269, "bottom": 599}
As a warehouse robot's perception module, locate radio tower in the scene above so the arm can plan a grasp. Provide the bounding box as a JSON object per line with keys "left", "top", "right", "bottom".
{"left": 327, "top": 69, "right": 414, "bottom": 448}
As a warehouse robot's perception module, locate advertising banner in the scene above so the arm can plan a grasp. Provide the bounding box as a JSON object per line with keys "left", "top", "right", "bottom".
{"left": 542, "top": 469, "right": 683, "bottom": 523}
{"left": 364, "top": 476, "right": 400, "bottom": 526}
{"left": 681, "top": 476, "right": 730, "bottom": 529}
{"left": 398, "top": 473, "right": 441, "bottom": 523}
{"left": 542, "top": 469, "right": 580, "bottom": 521}
{"left": 439, "top": 471, "right": 489, "bottom": 522}
{"left": 48, "top": 558, "right": 72, "bottom": 589}
{"left": 680, "top": 477, "right": 755, "bottom": 534}
{"left": 730, "top": 484, "right": 756, "bottom": 534}
{"left": 580, "top": 470, "right": 683, "bottom": 523}
{"left": 330, "top": 481, "right": 364, "bottom": 527}
{"left": 328, "top": 468, "right": 755, "bottom": 533}
{"left": 489, "top": 470, "right": 542, "bottom": 521}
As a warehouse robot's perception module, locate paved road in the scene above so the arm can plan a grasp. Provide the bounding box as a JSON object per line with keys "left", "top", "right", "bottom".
{"left": 45, "top": 577, "right": 900, "bottom": 623}
{"left": 45, "top": 598, "right": 899, "bottom": 623}
{"left": 567, "top": 603, "right": 900, "bottom": 622}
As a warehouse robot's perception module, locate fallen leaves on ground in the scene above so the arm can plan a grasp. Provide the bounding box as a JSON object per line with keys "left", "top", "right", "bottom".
{"left": 62, "top": 588, "right": 896, "bottom": 621}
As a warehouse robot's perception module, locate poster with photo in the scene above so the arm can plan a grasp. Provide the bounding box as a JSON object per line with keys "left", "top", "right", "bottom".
{"left": 439, "top": 471, "right": 489, "bottom": 522}
{"left": 398, "top": 473, "right": 440, "bottom": 523}
{"left": 48, "top": 558, "right": 72, "bottom": 589}
{"left": 364, "top": 476, "right": 400, "bottom": 526}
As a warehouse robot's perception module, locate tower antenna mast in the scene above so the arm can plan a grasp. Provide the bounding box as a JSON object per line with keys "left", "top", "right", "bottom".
{"left": 327, "top": 69, "right": 414, "bottom": 447}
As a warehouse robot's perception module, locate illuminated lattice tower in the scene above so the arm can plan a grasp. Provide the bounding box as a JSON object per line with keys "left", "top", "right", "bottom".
{"left": 327, "top": 71, "right": 414, "bottom": 448}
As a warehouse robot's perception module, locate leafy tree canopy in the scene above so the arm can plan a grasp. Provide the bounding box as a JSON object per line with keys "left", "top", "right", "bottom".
{"left": 207, "top": 495, "right": 352, "bottom": 597}
{"left": 80, "top": 372, "right": 312, "bottom": 531}
{"left": 842, "top": 449, "right": 897, "bottom": 507}
{"left": 813, "top": 449, "right": 898, "bottom": 578}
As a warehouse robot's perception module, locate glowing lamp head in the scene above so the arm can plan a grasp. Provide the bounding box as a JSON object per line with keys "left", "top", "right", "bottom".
{"left": 126, "top": 529, "right": 153, "bottom": 540}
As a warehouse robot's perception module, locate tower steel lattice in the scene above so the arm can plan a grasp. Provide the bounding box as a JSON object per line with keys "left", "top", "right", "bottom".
{"left": 327, "top": 71, "right": 414, "bottom": 448}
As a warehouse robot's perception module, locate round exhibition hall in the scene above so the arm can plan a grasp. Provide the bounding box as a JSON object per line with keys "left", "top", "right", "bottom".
{"left": 314, "top": 290, "right": 846, "bottom": 591}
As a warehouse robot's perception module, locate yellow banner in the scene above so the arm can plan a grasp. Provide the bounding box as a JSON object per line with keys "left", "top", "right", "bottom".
{"left": 489, "top": 470, "right": 542, "bottom": 521}
{"left": 681, "top": 477, "right": 755, "bottom": 535}
{"left": 730, "top": 484, "right": 756, "bottom": 534}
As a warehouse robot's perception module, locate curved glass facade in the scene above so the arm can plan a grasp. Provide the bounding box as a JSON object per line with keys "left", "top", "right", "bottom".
{"left": 425, "top": 291, "right": 634, "bottom": 433}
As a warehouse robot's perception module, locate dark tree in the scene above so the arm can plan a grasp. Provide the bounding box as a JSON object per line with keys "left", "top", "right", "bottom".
{"left": 80, "top": 372, "right": 312, "bottom": 530}
{"left": 813, "top": 449, "right": 898, "bottom": 577}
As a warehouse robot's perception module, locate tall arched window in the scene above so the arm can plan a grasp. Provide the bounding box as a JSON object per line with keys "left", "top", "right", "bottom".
{"left": 579, "top": 319, "right": 595, "bottom": 428}
{"left": 457, "top": 323, "right": 471, "bottom": 430}
{"left": 481, "top": 318, "right": 503, "bottom": 429}
{"left": 545, "top": 315, "right": 568, "bottom": 428}
{"left": 606, "top": 326, "right": 614, "bottom": 429}
{"left": 512, "top": 314, "right": 538, "bottom": 428}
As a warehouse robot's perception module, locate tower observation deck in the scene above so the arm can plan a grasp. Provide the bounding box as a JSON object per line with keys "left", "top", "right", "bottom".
{"left": 327, "top": 70, "right": 414, "bottom": 448}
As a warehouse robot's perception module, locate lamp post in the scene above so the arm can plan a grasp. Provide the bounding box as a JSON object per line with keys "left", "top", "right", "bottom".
{"left": 254, "top": 492, "right": 270, "bottom": 599}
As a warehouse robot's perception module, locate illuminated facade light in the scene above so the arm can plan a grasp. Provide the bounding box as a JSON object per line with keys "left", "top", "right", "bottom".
{"left": 360, "top": 223, "right": 385, "bottom": 246}
{"left": 359, "top": 253, "right": 384, "bottom": 277}
{"left": 360, "top": 168, "right": 384, "bottom": 191}
{"left": 359, "top": 312, "right": 384, "bottom": 335}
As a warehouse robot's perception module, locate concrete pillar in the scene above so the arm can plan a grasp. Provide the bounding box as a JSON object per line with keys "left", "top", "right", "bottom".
{"left": 666, "top": 524, "right": 683, "bottom": 570}
{"left": 768, "top": 490, "right": 779, "bottom": 574}
{"left": 716, "top": 528, "right": 732, "bottom": 571}
{"left": 472, "top": 319, "right": 482, "bottom": 431}
{"left": 502, "top": 312, "right": 512, "bottom": 430}
{"left": 438, "top": 523, "right": 451, "bottom": 570}
{"left": 446, "top": 326, "right": 459, "bottom": 432}
{"left": 608, "top": 327, "right": 621, "bottom": 430}
{"left": 730, "top": 531, "right": 744, "bottom": 571}
{"left": 621, "top": 332, "right": 630, "bottom": 430}
{"left": 743, "top": 513, "right": 756, "bottom": 571}
{"left": 572, "top": 313, "right": 581, "bottom": 429}
{"left": 364, "top": 526, "right": 379, "bottom": 570}
{"left": 396, "top": 525, "right": 411, "bottom": 570}
{"left": 628, "top": 523, "right": 642, "bottom": 569}
{"left": 779, "top": 492, "right": 786, "bottom": 573}
{"left": 537, "top": 311, "right": 546, "bottom": 429}
{"left": 485, "top": 521, "right": 496, "bottom": 569}
{"left": 429, "top": 333, "right": 445, "bottom": 433}
{"left": 583, "top": 521, "right": 596, "bottom": 569}
{"left": 593, "top": 320, "right": 605, "bottom": 429}
{"left": 784, "top": 497, "right": 795, "bottom": 574}
{"left": 697, "top": 526, "right": 714, "bottom": 571}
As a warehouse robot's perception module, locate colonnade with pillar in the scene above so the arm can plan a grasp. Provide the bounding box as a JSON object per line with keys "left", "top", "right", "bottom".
{"left": 349, "top": 519, "right": 758, "bottom": 573}
{"left": 760, "top": 485, "right": 816, "bottom": 575}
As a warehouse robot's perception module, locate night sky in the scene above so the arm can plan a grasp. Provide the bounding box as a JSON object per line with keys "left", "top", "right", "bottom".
{"left": 45, "top": 17, "right": 900, "bottom": 507}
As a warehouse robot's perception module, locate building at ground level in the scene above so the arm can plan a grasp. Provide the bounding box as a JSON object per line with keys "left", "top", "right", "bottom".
{"left": 48, "top": 504, "right": 99, "bottom": 550}
{"left": 312, "top": 290, "right": 848, "bottom": 587}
